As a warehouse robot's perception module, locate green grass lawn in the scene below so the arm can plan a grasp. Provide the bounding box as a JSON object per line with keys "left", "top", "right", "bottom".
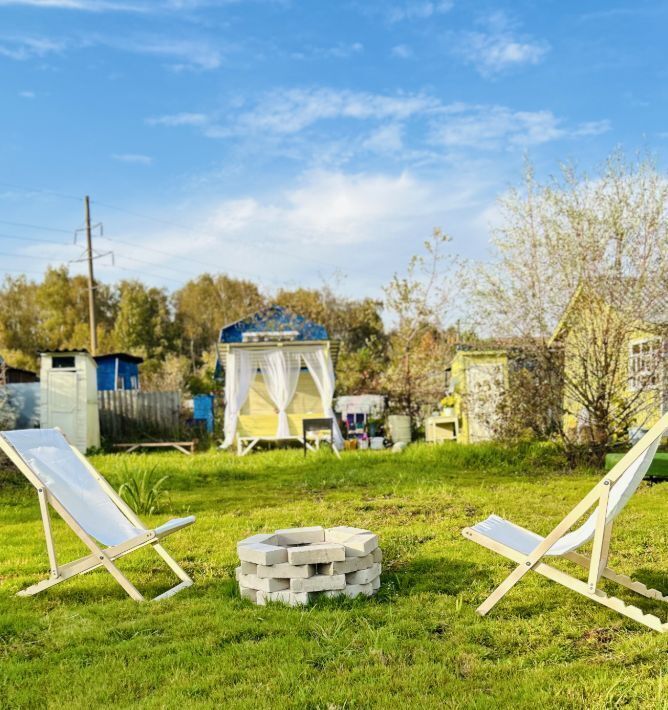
{"left": 2, "top": 443, "right": 668, "bottom": 709}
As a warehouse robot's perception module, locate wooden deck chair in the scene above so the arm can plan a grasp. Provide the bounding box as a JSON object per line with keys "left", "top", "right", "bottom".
{"left": 0, "top": 428, "right": 195, "bottom": 601}
{"left": 463, "top": 412, "right": 668, "bottom": 632}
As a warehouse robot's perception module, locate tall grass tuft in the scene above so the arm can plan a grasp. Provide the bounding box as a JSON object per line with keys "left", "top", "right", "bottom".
{"left": 118, "top": 463, "right": 169, "bottom": 515}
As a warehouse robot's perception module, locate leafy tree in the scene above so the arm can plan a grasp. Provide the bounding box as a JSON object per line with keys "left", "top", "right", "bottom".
{"left": 173, "top": 274, "right": 265, "bottom": 369}
{"left": 112, "top": 280, "right": 174, "bottom": 360}
{"left": 0, "top": 275, "right": 41, "bottom": 368}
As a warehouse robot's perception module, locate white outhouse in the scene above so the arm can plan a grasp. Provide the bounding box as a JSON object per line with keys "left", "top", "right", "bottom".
{"left": 39, "top": 351, "right": 100, "bottom": 452}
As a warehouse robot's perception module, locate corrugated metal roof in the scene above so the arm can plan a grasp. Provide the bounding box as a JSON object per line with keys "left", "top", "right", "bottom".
{"left": 219, "top": 305, "right": 329, "bottom": 344}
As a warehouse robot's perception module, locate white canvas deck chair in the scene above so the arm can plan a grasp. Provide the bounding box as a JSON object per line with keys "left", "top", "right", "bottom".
{"left": 0, "top": 428, "right": 195, "bottom": 601}
{"left": 463, "top": 412, "right": 668, "bottom": 632}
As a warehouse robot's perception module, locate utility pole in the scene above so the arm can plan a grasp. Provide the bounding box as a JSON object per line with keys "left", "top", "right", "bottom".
{"left": 84, "top": 196, "right": 97, "bottom": 355}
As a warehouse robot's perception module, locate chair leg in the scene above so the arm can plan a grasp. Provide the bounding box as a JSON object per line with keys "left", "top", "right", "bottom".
{"left": 153, "top": 543, "right": 193, "bottom": 585}
{"left": 476, "top": 563, "right": 533, "bottom": 616}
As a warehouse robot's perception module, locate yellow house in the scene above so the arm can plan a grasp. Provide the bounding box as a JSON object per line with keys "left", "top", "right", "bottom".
{"left": 550, "top": 284, "right": 667, "bottom": 439}
{"left": 216, "top": 306, "right": 342, "bottom": 455}
{"left": 446, "top": 349, "right": 509, "bottom": 444}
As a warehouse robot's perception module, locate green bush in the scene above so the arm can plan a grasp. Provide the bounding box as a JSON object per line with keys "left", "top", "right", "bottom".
{"left": 118, "top": 463, "right": 169, "bottom": 515}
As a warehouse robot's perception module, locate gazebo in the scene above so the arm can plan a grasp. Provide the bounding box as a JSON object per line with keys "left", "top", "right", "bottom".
{"left": 216, "top": 306, "right": 343, "bottom": 455}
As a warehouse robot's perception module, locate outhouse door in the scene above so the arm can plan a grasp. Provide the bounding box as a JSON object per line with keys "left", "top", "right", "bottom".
{"left": 46, "top": 369, "right": 78, "bottom": 439}
{"left": 465, "top": 363, "right": 505, "bottom": 443}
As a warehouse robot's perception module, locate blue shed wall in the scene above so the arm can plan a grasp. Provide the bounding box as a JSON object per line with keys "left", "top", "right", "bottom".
{"left": 96, "top": 357, "right": 140, "bottom": 391}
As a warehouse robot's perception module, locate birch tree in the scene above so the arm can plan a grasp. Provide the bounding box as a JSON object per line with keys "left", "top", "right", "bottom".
{"left": 471, "top": 152, "right": 668, "bottom": 463}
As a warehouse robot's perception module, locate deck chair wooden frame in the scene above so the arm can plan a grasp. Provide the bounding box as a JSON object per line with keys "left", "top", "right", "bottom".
{"left": 463, "top": 412, "right": 668, "bottom": 632}
{"left": 0, "top": 429, "right": 195, "bottom": 602}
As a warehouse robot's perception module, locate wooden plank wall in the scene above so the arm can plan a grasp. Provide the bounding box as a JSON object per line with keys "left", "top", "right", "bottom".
{"left": 98, "top": 390, "right": 181, "bottom": 441}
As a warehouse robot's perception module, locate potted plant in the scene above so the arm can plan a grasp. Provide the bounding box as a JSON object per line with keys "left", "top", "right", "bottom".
{"left": 440, "top": 395, "right": 456, "bottom": 417}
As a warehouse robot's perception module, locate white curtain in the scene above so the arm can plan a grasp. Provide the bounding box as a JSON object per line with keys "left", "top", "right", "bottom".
{"left": 303, "top": 348, "right": 344, "bottom": 449}
{"left": 221, "top": 349, "right": 255, "bottom": 448}
{"left": 259, "top": 349, "right": 301, "bottom": 438}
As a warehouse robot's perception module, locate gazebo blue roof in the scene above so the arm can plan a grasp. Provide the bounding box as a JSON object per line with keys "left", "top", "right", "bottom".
{"left": 218, "top": 305, "right": 329, "bottom": 344}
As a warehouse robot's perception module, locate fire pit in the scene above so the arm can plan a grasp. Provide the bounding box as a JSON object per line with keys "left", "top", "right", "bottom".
{"left": 235, "top": 526, "right": 382, "bottom": 606}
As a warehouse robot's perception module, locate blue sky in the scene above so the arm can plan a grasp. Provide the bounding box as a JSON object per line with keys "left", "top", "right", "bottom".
{"left": 0, "top": 0, "right": 666, "bottom": 296}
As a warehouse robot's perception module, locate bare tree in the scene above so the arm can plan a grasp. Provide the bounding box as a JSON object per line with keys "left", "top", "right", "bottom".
{"left": 470, "top": 152, "right": 668, "bottom": 463}
{"left": 382, "top": 228, "right": 456, "bottom": 426}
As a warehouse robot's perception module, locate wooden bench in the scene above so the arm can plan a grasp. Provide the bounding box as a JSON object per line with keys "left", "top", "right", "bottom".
{"left": 113, "top": 441, "right": 195, "bottom": 456}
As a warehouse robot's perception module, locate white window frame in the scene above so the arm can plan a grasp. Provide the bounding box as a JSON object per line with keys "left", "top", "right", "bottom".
{"left": 628, "top": 337, "right": 662, "bottom": 391}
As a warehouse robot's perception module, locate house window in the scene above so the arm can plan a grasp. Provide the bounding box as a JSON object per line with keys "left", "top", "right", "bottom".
{"left": 629, "top": 338, "right": 662, "bottom": 390}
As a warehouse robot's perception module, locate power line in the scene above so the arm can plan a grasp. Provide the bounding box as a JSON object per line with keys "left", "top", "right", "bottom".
{"left": 0, "top": 180, "right": 83, "bottom": 203}
{"left": 0, "top": 182, "right": 339, "bottom": 272}
{"left": 0, "top": 218, "right": 73, "bottom": 234}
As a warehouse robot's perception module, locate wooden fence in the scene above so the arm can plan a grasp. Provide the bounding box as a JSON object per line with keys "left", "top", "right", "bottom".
{"left": 98, "top": 390, "right": 182, "bottom": 441}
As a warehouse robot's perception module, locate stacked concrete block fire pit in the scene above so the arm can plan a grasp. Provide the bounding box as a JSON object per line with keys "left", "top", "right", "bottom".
{"left": 236, "top": 526, "right": 382, "bottom": 606}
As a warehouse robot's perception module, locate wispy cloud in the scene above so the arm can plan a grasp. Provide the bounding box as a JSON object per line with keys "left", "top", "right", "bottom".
{"left": 149, "top": 87, "right": 609, "bottom": 160}
{"left": 451, "top": 12, "right": 549, "bottom": 76}
{"left": 291, "top": 42, "right": 364, "bottom": 61}
{"left": 0, "top": 35, "right": 66, "bottom": 60}
{"left": 363, "top": 124, "right": 404, "bottom": 154}
{"left": 0, "top": 30, "right": 228, "bottom": 70}
{"left": 386, "top": 1, "right": 453, "bottom": 23}
{"left": 212, "top": 88, "right": 440, "bottom": 136}
{"left": 146, "top": 112, "right": 209, "bottom": 126}
{"left": 430, "top": 104, "right": 610, "bottom": 149}
{"left": 0, "top": 0, "right": 146, "bottom": 10}
{"left": 391, "top": 44, "right": 413, "bottom": 59}
{"left": 104, "top": 35, "right": 226, "bottom": 70}
{"left": 19, "top": 90, "right": 36, "bottom": 98}
{"left": 112, "top": 152, "right": 153, "bottom": 164}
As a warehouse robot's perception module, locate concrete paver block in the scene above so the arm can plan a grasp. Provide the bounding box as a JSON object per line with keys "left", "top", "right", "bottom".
{"left": 343, "top": 532, "right": 378, "bottom": 557}
{"left": 237, "top": 542, "right": 288, "bottom": 565}
{"left": 346, "top": 562, "right": 381, "bottom": 585}
{"left": 241, "top": 561, "right": 258, "bottom": 575}
{"left": 324, "top": 526, "right": 368, "bottom": 544}
{"left": 239, "top": 585, "right": 257, "bottom": 603}
{"left": 287, "top": 542, "right": 345, "bottom": 565}
{"left": 324, "top": 583, "right": 373, "bottom": 599}
{"left": 318, "top": 553, "right": 373, "bottom": 575}
{"left": 257, "top": 590, "right": 311, "bottom": 607}
{"left": 276, "top": 526, "right": 325, "bottom": 545}
{"left": 239, "top": 573, "right": 290, "bottom": 593}
{"left": 290, "top": 574, "right": 346, "bottom": 593}
{"left": 257, "top": 563, "right": 315, "bottom": 579}
{"left": 237, "top": 533, "right": 277, "bottom": 548}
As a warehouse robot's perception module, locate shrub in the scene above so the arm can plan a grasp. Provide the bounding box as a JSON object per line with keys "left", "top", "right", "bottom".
{"left": 118, "top": 464, "right": 169, "bottom": 515}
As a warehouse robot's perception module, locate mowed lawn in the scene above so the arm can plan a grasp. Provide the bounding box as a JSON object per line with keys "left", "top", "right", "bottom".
{"left": 1, "top": 443, "right": 668, "bottom": 709}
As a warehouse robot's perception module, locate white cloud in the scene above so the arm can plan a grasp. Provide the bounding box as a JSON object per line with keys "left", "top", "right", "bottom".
{"left": 391, "top": 44, "right": 413, "bottom": 59}
{"left": 0, "top": 0, "right": 145, "bottom": 10}
{"left": 0, "top": 36, "right": 66, "bottom": 60}
{"left": 452, "top": 12, "right": 549, "bottom": 76}
{"left": 106, "top": 36, "right": 224, "bottom": 70}
{"left": 146, "top": 112, "right": 209, "bottom": 126}
{"left": 112, "top": 153, "right": 153, "bottom": 164}
{"left": 19, "top": 90, "right": 36, "bottom": 98}
{"left": 387, "top": 1, "right": 453, "bottom": 23}
{"left": 292, "top": 42, "right": 364, "bottom": 60}
{"left": 0, "top": 32, "right": 225, "bottom": 70}
{"left": 210, "top": 88, "right": 440, "bottom": 136}
{"left": 363, "top": 124, "right": 404, "bottom": 153}
{"left": 430, "top": 105, "right": 610, "bottom": 149}
{"left": 207, "top": 170, "right": 447, "bottom": 247}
